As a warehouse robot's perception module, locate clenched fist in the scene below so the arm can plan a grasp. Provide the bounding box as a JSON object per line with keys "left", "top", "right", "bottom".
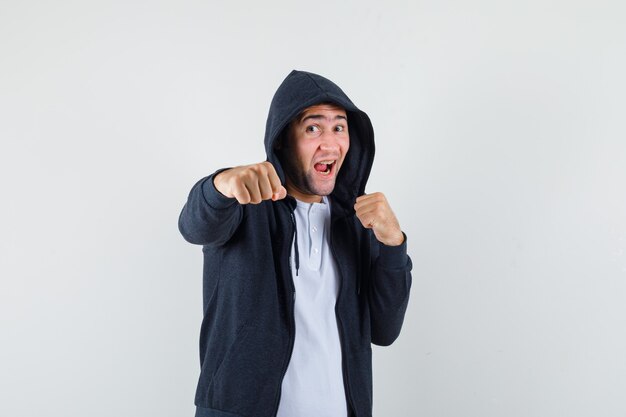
{"left": 354, "top": 192, "right": 404, "bottom": 246}
{"left": 213, "top": 161, "right": 288, "bottom": 205}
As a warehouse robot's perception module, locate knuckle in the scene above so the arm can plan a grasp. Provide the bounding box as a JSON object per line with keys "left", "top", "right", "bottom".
{"left": 249, "top": 165, "right": 261, "bottom": 176}
{"left": 261, "top": 161, "right": 273, "bottom": 173}
{"left": 239, "top": 170, "right": 252, "bottom": 181}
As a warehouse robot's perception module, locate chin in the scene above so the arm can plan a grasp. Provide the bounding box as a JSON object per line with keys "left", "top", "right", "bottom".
{"left": 309, "top": 181, "right": 336, "bottom": 197}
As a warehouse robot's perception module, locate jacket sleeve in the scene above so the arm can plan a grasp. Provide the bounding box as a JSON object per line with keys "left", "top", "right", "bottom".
{"left": 178, "top": 169, "right": 243, "bottom": 246}
{"left": 368, "top": 232, "right": 413, "bottom": 346}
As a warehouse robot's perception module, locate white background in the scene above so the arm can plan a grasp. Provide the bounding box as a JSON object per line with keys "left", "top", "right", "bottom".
{"left": 1, "top": 1, "right": 625, "bottom": 416}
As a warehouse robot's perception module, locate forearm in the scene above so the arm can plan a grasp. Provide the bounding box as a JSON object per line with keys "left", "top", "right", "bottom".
{"left": 369, "top": 233, "right": 413, "bottom": 346}
{"left": 178, "top": 170, "right": 243, "bottom": 246}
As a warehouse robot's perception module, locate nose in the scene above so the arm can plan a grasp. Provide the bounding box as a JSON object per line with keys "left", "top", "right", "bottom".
{"left": 319, "top": 131, "right": 340, "bottom": 152}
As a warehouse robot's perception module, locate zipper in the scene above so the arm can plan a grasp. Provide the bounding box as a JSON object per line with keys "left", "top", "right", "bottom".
{"left": 330, "top": 221, "right": 357, "bottom": 417}
{"left": 272, "top": 205, "right": 297, "bottom": 417}
{"left": 290, "top": 211, "right": 300, "bottom": 276}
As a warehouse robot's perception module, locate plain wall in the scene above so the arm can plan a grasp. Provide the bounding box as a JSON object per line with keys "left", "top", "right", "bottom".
{"left": 1, "top": 0, "right": 625, "bottom": 416}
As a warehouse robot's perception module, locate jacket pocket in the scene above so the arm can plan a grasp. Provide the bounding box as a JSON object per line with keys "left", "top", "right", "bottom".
{"left": 207, "top": 324, "right": 284, "bottom": 416}
{"left": 209, "top": 323, "right": 250, "bottom": 388}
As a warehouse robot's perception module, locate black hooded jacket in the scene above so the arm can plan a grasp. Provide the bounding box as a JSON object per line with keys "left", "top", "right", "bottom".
{"left": 179, "top": 70, "right": 412, "bottom": 417}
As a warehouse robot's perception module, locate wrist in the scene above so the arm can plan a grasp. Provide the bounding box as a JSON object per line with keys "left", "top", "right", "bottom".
{"left": 212, "top": 170, "right": 231, "bottom": 198}
{"left": 380, "top": 230, "right": 404, "bottom": 246}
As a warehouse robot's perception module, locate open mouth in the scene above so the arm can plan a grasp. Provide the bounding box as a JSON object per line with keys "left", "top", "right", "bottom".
{"left": 314, "top": 160, "right": 335, "bottom": 176}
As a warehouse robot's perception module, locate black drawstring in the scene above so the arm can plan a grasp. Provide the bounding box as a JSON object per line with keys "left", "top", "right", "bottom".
{"left": 290, "top": 211, "right": 300, "bottom": 276}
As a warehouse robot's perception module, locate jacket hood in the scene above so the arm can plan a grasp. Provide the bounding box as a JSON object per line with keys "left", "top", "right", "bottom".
{"left": 264, "top": 70, "right": 375, "bottom": 210}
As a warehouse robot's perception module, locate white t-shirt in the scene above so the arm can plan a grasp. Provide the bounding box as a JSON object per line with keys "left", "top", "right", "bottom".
{"left": 276, "top": 196, "right": 348, "bottom": 417}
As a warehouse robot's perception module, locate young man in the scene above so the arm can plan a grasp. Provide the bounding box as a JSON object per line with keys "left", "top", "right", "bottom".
{"left": 179, "top": 70, "right": 412, "bottom": 417}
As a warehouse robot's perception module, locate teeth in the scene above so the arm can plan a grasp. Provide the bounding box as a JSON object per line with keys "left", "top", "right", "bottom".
{"left": 319, "top": 160, "right": 335, "bottom": 165}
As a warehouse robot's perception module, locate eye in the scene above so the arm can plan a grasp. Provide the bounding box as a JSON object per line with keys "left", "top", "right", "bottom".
{"left": 306, "top": 125, "right": 320, "bottom": 133}
{"left": 335, "top": 124, "right": 346, "bottom": 132}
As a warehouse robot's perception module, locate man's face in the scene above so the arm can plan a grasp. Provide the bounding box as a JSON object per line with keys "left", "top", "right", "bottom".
{"left": 281, "top": 104, "right": 350, "bottom": 203}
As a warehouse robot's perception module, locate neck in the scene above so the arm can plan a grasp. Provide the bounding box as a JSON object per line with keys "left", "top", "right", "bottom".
{"left": 285, "top": 182, "right": 323, "bottom": 204}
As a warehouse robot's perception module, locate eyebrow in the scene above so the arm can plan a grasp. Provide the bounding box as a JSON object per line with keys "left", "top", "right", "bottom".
{"left": 299, "top": 114, "right": 347, "bottom": 124}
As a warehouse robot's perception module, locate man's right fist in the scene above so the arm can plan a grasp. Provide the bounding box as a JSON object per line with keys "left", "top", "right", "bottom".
{"left": 213, "top": 161, "right": 288, "bottom": 204}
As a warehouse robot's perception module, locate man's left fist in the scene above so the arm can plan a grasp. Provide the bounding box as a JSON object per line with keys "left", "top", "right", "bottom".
{"left": 354, "top": 192, "right": 404, "bottom": 246}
